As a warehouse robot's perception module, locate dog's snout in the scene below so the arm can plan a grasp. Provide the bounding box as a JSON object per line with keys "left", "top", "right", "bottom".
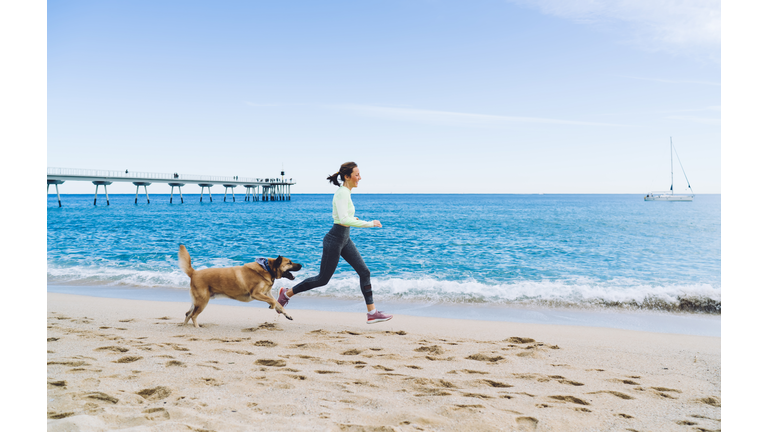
{"left": 293, "top": 263, "right": 302, "bottom": 270}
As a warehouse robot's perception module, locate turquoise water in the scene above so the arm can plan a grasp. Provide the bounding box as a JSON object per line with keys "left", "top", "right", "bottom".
{"left": 47, "top": 193, "right": 720, "bottom": 314}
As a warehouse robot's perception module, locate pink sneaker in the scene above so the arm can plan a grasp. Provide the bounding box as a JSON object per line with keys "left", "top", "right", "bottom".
{"left": 367, "top": 310, "right": 392, "bottom": 324}
{"left": 278, "top": 287, "right": 290, "bottom": 307}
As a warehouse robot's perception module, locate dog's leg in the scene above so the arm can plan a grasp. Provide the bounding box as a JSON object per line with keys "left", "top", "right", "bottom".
{"left": 250, "top": 293, "right": 293, "bottom": 321}
{"left": 187, "top": 294, "right": 210, "bottom": 328}
{"left": 183, "top": 304, "right": 195, "bottom": 326}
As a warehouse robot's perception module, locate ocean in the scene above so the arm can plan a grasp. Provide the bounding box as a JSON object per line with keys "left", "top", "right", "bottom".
{"left": 47, "top": 193, "right": 721, "bottom": 335}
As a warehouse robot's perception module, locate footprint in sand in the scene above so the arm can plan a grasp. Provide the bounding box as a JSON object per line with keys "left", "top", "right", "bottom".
{"left": 242, "top": 322, "right": 283, "bottom": 332}
{"left": 505, "top": 337, "right": 536, "bottom": 344}
{"left": 548, "top": 395, "right": 590, "bottom": 405}
{"left": 48, "top": 360, "right": 89, "bottom": 367}
{"left": 254, "top": 340, "right": 277, "bottom": 347}
{"left": 161, "top": 343, "right": 190, "bottom": 352}
{"left": 634, "top": 387, "right": 681, "bottom": 399}
{"left": 340, "top": 330, "right": 361, "bottom": 336}
{"left": 452, "top": 404, "right": 484, "bottom": 411}
{"left": 466, "top": 354, "right": 505, "bottom": 363}
{"left": 588, "top": 390, "right": 634, "bottom": 400}
{"left": 373, "top": 365, "right": 394, "bottom": 372}
{"left": 342, "top": 349, "right": 365, "bottom": 355}
{"left": 197, "top": 363, "right": 222, "bottom": 370}
{"left": 143, "top": 407, "right": 170, "bottom": 420}
{"left": 478, "top": 379, "right": 513, "bottom": 388}
{"left": 217, "top": 349, "right": 254, "bottom": 355}
{"left": 516, "top": 416, "right": 539, "bottom": 431}
{"left": 453, "top": 369, "right": 489, "bottom": 375}
{"left": 114, "top": 356, "right": 143, "bottom": 363}
{"left": 47, "top": 411, "right": 75, "bottom": 419}
{"left": 461, "top": 392, "right": 493, "bottom": 399}
{"left": 611, "top": 378, "right": 640, "bottom": 385}
{"left": 255, "top": 359, "right": 287, "bottom": 367}
{"left": 95, "top": 346, "right": 129, "bottom": 353}
{"left": 210, "top": 337, "right": 250, "bottom": 343}
{"left": 415, "top": 345, "right": 445, "bottom": 355}
{"left": 166, "top": 360, "right": 186, "bottom": 367}
{"left": 548, "top": 375, "right": 584, "bottom": 386}
{"left": 287, "top": 375, "right": 307, "bottom": 380}
{"left": 199, "top": 377, "right": 222, "bottom": 386}
{"left": 697, "top": 396, "right": 721, "bottom": 407}
{"left": 137, "top": 386, "right": 172, "bottom": 400}
{"left": 651, "top": 386, "right": 682, "bottom": 393}
{"left": 48, "top": 380, "right": 67, "bottom": 388}
{"left": 425, "top": 355, "right": 455, "bottom": 361}
{"left": 83, "top": 392, "right": 119, "bottom": 404}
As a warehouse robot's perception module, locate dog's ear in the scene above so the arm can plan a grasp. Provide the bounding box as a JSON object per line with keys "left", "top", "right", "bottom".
{"left": 274, "top": 256, "right": 283, "bottom": 269}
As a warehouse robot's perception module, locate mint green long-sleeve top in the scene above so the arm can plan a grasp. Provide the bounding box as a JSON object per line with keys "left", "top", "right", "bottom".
{"left": 332, "top": 187, "right": 374, "bottom": 228}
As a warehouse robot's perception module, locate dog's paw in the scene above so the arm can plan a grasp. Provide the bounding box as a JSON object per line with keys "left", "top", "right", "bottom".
{"left": 284, "top": 314, "right": 293, "bottom": 321}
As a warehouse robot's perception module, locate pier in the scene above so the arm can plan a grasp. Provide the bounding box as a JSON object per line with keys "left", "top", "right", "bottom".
{"left": 47, "top": 168, "right": 295, "bottom": 206}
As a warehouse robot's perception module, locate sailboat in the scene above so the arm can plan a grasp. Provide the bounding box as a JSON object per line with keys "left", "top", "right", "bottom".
{"left": 644, "top": 138, "right": 694, "bottom": 202}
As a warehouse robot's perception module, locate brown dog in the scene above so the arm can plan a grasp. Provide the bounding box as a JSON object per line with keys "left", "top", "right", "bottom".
{"left": 178, "top": 244, "right": 302, "bottom": 327}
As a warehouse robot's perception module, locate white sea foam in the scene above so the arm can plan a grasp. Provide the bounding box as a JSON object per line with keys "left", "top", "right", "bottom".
{"left": 47, "top": 265, "right": 721, "bottom": 312}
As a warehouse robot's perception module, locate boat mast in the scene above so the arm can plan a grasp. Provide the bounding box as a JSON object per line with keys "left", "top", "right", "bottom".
{"left": 670, "top": 137, "right": 674, "bottom": 194}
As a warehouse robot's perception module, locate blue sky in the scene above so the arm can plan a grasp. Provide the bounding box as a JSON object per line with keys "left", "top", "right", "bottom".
{"left": 46, "top": 0, "right": 721, "bottom": 194}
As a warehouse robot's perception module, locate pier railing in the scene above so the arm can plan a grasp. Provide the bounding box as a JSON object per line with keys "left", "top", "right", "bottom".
{"left": 47, "top": 167, "right": 295, "bottom": 206}
{"left": 46, "top": 167, "right": 285, "bottom": 183}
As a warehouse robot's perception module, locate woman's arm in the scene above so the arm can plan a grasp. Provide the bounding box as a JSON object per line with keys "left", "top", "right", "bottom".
{"left": 335, "top": 189, "right": 375, "bottom": 228}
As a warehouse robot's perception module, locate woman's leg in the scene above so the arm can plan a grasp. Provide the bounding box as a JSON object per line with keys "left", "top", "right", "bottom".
{"left": 339, "top": 238, "right": 374, "bottom": 309}
{"left": 288, "top": 231, "right": 346, "bottom": 296}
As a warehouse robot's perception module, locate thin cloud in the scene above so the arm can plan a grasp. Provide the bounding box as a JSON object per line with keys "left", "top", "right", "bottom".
{"left": 666, "top": 115, "right": 720, "bottom": 124}
{"left": 244, "top": 101, "right": 293, "bottom": 107}
{"left": 660, "top": 105, "right": 720, "bottom": 113}
{"left": 620, "top": 75, "right": 720, "bottom": 86}
{"left": 509, "top": 0, "right": 720, "bottom": 59}
{"left": 331, "top": 104, "right": 628, "bottom": 127}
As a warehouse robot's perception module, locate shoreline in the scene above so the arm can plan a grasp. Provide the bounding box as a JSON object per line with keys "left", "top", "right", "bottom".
{"left": 48, "top": 284, "right": 721, "bottom": 337}
{"left": 47, "top": 293, "right": 721, "bottom": 431}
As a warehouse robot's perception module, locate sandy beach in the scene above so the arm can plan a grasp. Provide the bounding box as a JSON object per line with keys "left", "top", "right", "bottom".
{"left": 47, "top": 293, "right": 720, "bottom": 431}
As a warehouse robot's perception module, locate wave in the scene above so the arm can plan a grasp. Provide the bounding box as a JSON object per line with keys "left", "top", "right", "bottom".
{"left": 47, "top": 264, "right": 721, "bottom": 314}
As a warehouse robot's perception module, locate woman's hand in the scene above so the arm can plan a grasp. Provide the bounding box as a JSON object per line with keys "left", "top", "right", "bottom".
{"left": 373, "top": 220, "right": 382, "bottom": 228}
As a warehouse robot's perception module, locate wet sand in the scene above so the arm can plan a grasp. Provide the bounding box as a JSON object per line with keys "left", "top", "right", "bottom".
{"left": 47, "top": 293, "right": 720, "bottom": 431}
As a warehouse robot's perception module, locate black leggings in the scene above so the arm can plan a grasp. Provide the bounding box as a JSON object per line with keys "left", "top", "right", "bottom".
{"left": 291, "top": 224, "right": 374, "bottom": 304}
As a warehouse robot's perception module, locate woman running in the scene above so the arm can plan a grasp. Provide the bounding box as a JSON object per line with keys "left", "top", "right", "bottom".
{"left": 278, "top": 162, "right": 392, "bottom": 324}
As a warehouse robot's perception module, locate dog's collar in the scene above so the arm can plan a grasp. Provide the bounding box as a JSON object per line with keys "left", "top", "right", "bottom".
{"left": 254, "top": 258, "right": 274, "bottom": 279}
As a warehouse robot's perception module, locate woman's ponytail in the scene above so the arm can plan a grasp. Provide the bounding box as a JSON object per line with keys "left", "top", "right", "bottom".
{"left": 327, "top": 162, "right": 357, "bottom": 186}
{"left": 326, "top": 172, "right": 341, "bottom": 186}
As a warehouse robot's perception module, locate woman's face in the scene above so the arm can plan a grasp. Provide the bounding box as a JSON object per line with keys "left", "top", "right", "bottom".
{"left": 345, "top": 167, "right": 361, "bottom": 188}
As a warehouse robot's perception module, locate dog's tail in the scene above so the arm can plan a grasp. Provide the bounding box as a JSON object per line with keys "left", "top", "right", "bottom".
{"left": 178, "top": 244, "right": 195, "bottom": 277}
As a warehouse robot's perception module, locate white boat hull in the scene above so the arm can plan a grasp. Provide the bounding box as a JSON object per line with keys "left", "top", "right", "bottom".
{"left": 644, "top": 194, "right": 694, "bottom": 202}
{"left": 645, "top": 138, "right": 695, "bottom": 202}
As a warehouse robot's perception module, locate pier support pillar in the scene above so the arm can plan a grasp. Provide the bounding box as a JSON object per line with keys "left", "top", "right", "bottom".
{"left": 133, "top": 182, "right": 151, "bottom": 204}
{"left": 244, "top": 185, "right": 257, "bottom": 202}
{"left": 223, "top": 184, "right": 237, "bottom": 202}
{"left": 198, "top": 184, "right": 213, "bottom": 202}
{"left": 169, "top": 183, "right": 185, "bottom": 203}
{"left": 92, "top": 181, "right": 113, "bottom": 205}
{"left": 48, "top": 180, "right": 65, "bottom": 207}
